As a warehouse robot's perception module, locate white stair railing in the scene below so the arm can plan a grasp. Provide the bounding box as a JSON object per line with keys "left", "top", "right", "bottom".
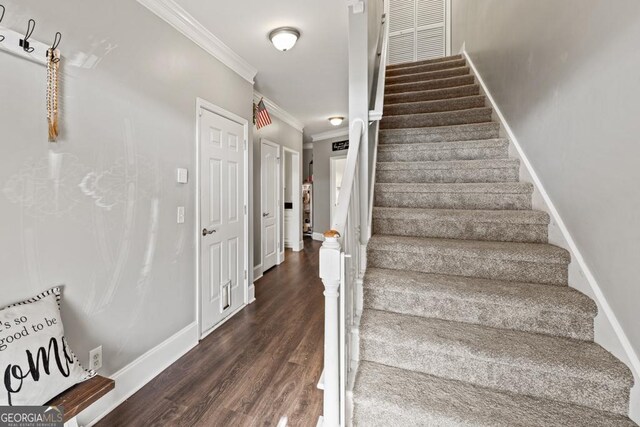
{"left": 319, "top": 2, "right": 388, "bottom": 426}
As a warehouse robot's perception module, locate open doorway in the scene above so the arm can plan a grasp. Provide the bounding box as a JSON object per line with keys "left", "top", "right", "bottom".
{"left": 329, "top": 155, "right": 347, "bottom": 227}
{"left": 283, "top": 147, "right": 303, "bottom": 252}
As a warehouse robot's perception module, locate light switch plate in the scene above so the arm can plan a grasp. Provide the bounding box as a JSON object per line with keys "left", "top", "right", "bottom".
{"left": 176, "top": 168, "right": 188, "bottom": 184}
{"left": 177, "top": 206, "right": 185, "bottom": 224}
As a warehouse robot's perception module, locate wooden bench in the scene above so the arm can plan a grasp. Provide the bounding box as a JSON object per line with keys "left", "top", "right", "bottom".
{"left": 47, "top": 376, "right": 115, "bottom": 426}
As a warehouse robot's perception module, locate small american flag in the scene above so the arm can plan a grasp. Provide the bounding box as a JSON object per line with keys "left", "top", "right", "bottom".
{"left": 254, "top": 98, "right": 272, "bottom": 129}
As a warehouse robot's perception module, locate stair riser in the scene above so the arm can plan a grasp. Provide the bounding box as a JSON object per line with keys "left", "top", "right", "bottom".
{"left": 360, "top": 338, "right": 629, "bottom": 415}
{"left": 367, "top": 249, "right": 567, "bottom": 285}
{"left": 388, "top": 55, "right": 463, "bottom": 71}
{"left": 375, "top": 191, "right": 532, "bottom": 210}
{"left": 385, "top": 96, "right": 486, "bottom": 116}
{"left": 386, "top": 67, "right": 470, "bottom": 85}
{"left": 380, "top": 125, "right": 500, "bottom": 145}
{"left": 376, "top": 167, "right": 519, "bottom": 184}
{"left": 377, "top": 145, "right": 509, "bottom": 162}
{"left": 373, "top": 218, "right": 548, "bottom": 243}
{"left": 385, "top": 85, "right": 480, "bottom": 105}
{"left": 386, "top": 59, "right": 467, "bottom": 77}
{"left": 380, "top": 108, "right": 492, "bottom": 130}
{"left": 363, "top": 287, "right": 592, "bottom": 340}
{"left": 385, "top": 75, "right": 475, "bottom": 95}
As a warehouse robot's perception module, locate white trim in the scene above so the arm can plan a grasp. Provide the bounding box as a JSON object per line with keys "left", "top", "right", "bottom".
{"left": 312, "top": 232, "right": 325, "bottom": 242}
{"left": 195, "top": 98, "right": 250, "bottom": 339}
{"left": 79, "top": 322, "right": 199, "bottom": 426}
{"left": 253, "top": 264, "right": 263, "bottom": 282}
{"left": 296, "top": 239, "right": 304, "bottom": 252}
{"left": 283, "top": 146, "right": 303, "bottom": 257}
{"left": 137, "top": 0, "right": 257, "bottom": 83}
{"left": 445, "top": 0, "right": 452, "bottom": 56}
{"left": 261, "top": 139, "right": 283, "bottom": 270}
{"left": 254, "top": 91, "right": 304, "bottom": 132}
{"left": 311, "top": 127, "right": 349, "bottom": 142}
{"left": 463, "top": 49, "right": 640, "bottom": 381}
{"left": 248, "top": 284, "right": 256, "bottom": 304}
{"left": 303, "top": 142, "right": 313, "bottom": 149}
{"left": 330, "top": 155, "right": 348, "bottom": 228}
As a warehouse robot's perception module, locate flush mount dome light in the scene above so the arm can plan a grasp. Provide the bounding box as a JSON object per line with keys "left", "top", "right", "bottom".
{"left": 329, "top": 116, "right": 344, "bottom": 126}
{"left": 269, "top": 27, "right": 300, "bottom": 51}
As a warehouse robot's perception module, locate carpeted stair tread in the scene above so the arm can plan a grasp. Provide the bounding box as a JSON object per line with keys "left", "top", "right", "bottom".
{"left": 367, "top": 234, "right": 568, "bottom": 285}
{"left": 385, "top": 84, "right": 480, "bottom": 105}
{"left": 371, "top": 206, "right": 548, "bottom": 242}
{"left": 376, "top": 158, "right": 520, "bottom": 184}
{"left": 385, "top": 66, "right": 470, "bottom": 85}
{"left": 380, "top": 107, "right": 493, "bottom": 130}
{"left": 379, "top": 122, "right": 501, "bottom": 144}
{"left": 374, "top": 182, "right": 533, "bottom": 210}
{"left": 353, "top": 361, "right": 637, "bottom": 427}
{"left": 385, "top": 75, "right": 476, "bottom": 95}
{"left": 363, "top": 267, "right": 595, "bottom": 340}
{"left": 377, "top": 139, "right": 510, "bottom": 161}
{"left": 387, "top": 54, "right": 463, "bottom": 71}
{"left": 384, "top": 95, "right": 486, "bottom": 116}
{"left": 372, "top": 206, "right": 548, "bottom": 224}
{"left": 359, "top": 309, "right": 633, "bottom": 413}
{"left": 368, "top": 234, "right": 569, "bottom": 264}
{"left": 375, "top": 181, "right": 533, "bottom": 194}
{"left": 386, "top": 58, "right": 467, "bottom": 77}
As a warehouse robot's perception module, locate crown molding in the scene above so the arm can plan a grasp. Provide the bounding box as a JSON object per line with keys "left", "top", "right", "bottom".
{"left": 311, "top": 127, "right": 349, "bottom": 142}
{"left": 137, "top": 0, "right": 258, "bottom": 84}
{"left": 254, "top": 91, "right": 304, "bottom": 133}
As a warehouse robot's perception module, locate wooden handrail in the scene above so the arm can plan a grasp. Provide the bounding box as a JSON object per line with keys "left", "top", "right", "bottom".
{"left": 369, "top": 12, "right": 389, "bottom": 122}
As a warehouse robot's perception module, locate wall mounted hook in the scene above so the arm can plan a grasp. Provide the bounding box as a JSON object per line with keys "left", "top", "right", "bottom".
{"left": 48, "top": 31, "right": 61, "bottom": 63}
{"left": 19, "top": 18, "right": 35, "bottom": 53}
{"left": 0, "top": 5, "right": 6, "bottom": 43}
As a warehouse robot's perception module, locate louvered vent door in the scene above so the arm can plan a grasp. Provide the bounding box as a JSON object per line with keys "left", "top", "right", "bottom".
{"left": 388, "top": 0, "right": 448, "bottom": 65}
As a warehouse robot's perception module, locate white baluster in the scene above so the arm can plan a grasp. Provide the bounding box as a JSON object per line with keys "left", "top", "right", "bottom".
{"left": 320, "top": 230, "right": 342, "bottom": 426}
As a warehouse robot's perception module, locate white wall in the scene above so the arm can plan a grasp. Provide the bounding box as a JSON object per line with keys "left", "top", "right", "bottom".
{"left": 0, "top": 0, "right": 253, "bottom": 378}
{"left": 453, "top": 0, "right": 640, "bottom": 420}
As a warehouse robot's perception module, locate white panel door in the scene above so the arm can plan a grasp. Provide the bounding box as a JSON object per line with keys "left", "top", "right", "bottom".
{"left": 388, "top": 0, "right": 449, "bottom": 65}
{"left": 261, "top": 141, "right": 279, "bottom": 271}
{"left": 200, "top": 108, "right": 245, "bottom": 333}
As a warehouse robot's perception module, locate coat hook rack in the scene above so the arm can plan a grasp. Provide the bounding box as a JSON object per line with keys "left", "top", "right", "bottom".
{"left": 19, "top": 18, "right": 35, "bottom": 53}
{"left": 0, "top": 5, "right": 5, "bottom": 43}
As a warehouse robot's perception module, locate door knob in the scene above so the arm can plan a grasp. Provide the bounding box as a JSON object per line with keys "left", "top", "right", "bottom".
{"left": 202, "top": 228, "right": 216, "bottom": 236}
{"left": 263, "top": 213, "right": 269, "bottom": 217}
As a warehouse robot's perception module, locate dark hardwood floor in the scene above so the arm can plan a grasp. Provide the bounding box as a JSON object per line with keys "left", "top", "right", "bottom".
{"left": 98, "top": 239, "right": 324, "bottom": 427}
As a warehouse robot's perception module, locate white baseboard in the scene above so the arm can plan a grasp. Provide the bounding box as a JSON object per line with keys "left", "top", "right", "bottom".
{"left": 312, "top": 232, "right": 325, "bottom": 242}
{"left": 463, "top": 49, "right": 640, "bottom": 420}
{"left": 79, "top": 322, "right": 199, "bottom": 426}
{"left": 248, "top": 284, "right": 256, "bottom": 304}
{"left": 253, "top": 264, "right": 263, "bottom": 282}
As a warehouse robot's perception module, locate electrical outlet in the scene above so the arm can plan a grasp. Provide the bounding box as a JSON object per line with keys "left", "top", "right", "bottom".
{"left": 89, "top": 346, "right": 102, "bottom": 371}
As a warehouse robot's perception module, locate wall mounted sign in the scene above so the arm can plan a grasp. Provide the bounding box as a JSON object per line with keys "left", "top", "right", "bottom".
{"left": 332, "top": 140, "right": 349, "bottom": 152}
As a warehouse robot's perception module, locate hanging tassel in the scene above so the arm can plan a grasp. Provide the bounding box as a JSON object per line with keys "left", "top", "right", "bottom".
{"left": 46, "top": 48, "right": 60, "bottom": 142}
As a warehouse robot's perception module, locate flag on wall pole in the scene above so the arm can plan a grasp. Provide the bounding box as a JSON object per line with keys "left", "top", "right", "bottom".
{"left": 254, "top": 98, "right": 272, "bottom": 129}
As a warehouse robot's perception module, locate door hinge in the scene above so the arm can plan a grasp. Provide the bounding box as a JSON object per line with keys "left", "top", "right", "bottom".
{"left": 244, "top": 139, "right": 248, "bottom": 150}
{"left": 244, "top": 270, "right": 247, "bottom": 280}
{"left": 244, "top": 204, "right": 247, "bottom": 215}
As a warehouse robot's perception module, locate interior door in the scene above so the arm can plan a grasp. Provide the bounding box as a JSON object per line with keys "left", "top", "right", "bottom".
{"left": 261, "top": 141, "right": 279, "bottom": 271}
{"left": 200, "top": 108, "right": 245, "bottom": 334}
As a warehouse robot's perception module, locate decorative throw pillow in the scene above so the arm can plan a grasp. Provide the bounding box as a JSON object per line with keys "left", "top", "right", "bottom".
{"left": 0, "top": 287, "right": 95, "bottom": 406}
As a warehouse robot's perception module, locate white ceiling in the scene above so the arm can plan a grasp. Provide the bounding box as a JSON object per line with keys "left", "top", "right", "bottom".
{"left": 174, "top": 0, "right": 349, "bottom": 139}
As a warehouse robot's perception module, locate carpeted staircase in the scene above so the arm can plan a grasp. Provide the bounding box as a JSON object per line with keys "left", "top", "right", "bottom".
{"left": 352, "top": 54, "right": 637, "bottom": 426}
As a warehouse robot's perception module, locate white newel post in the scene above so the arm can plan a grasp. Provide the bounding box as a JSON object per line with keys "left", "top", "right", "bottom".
{"left": 320, "top": 230, "right": 342, "bottom": 426}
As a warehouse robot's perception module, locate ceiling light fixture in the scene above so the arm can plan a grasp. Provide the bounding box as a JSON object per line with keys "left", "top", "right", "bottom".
{"left": 329, "top": 116, "right": 344, "bottom": 126}
{"left": 269, "top": 27, "right": 300, "bottom": 52}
